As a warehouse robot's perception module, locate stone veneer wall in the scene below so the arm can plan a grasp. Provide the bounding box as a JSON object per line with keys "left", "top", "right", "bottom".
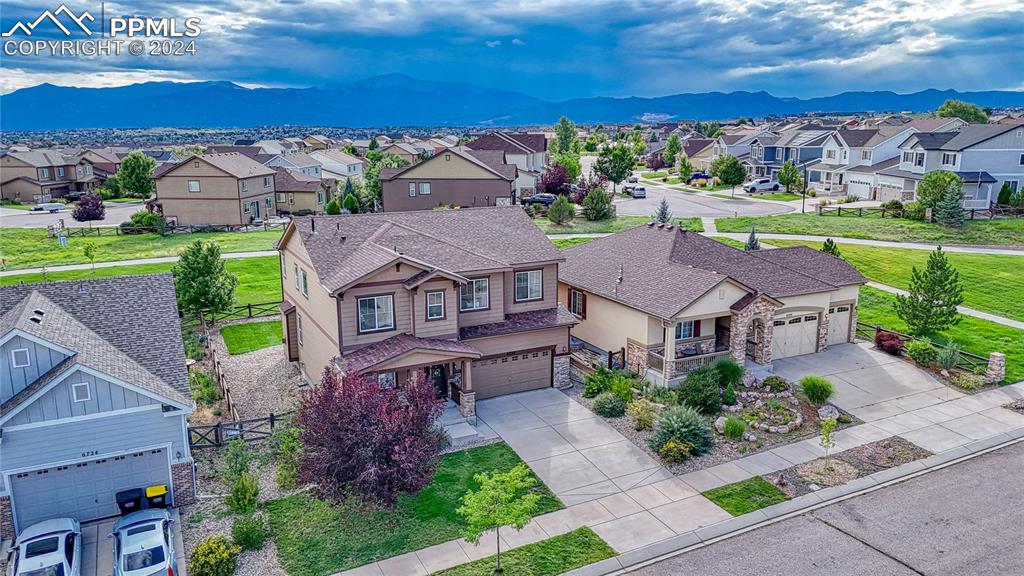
{"left": 171, "top": 461, "right": 197, "bottom": 507}
{"left": 848, "top": 305, "right": 859, "bottom": 342}
{"left": 626, "top": 339, "right": 650, "bottom": 375}
{"left": 458, "top": 391, "right": 477, "bottom": 422}
{"left": 0, "top": 496, "right": 13, "bottom": 541}
{"left": 729, "top": 296, "right": 779, "bottom": 365}
{"left": 817, "top": 311, "right": 830, "bottom": 352}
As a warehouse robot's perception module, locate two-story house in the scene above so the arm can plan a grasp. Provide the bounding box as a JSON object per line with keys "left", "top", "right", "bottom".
{"left": 380, "top": 143, "right": 423, "bottom": 165}
{"left": 276, "top": 207, "right": 576, "bottom": 419}
{"left": 559, "top": 224, "right": 864, "bottom": 387}
{"left": 380, "top": 147, "right": 517, "bottom": 212}
{"left": 310, "top": 149, "right": 364, "bottom": 183}
{"left": 876, "top": 122, "right": 1024, "bottom": 207}
{"left": 263, "top": 151, "right": 322, "bottom": 178}
{"left": 153, "top": 153, "right": 277, "bottom": 225}
{"left": 0, "top": 275, "right": 195, "bottom": 540}
{"left": 464, "top": 132, "right": 547, "bottom": 194}
{"left": 273, "top": 167, "right": 336, "bottom": 215}
{"left": 763, "top": 126, "right": 831, "bottom": 175}
{"left": 681, "top": 138, "right": 715, "bottom": 172}
{"left": 0, "top": 151, "right": 97, "bottom": 203}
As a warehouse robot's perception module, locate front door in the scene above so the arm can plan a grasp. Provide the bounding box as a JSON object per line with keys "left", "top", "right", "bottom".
{"left": 425, "top": 364, "right": 448, "bottom": 398}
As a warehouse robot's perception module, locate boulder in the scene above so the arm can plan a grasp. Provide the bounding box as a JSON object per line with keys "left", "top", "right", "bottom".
{"left": 714, "top": 416, "right": 727, "bottom": 434}
{"left": 818, "top": 404, "right": 841, "bottom": 420}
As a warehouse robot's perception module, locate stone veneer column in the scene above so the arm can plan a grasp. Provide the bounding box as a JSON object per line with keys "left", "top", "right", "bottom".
{"left": 171, "top": 461, "right": 197, "bottom": 506}
{"left": 626, "top": 340, "right": 649, "bottom": 374}
{"left": 458, "top": 359, "right": 477, "bottom": 423}
{"left": 986, "top": 352, "right": 1006, "bottom": 384}
{"left": 817, "top": 311, "right": 830, "bottom": 352}
{"left": 0, "top": 495, "right": 14, "bottom": 541}
{"left": 848, "top": 305, "right": 859, "bottom": 342}
{"left": 729, "top": 311, "right": 747, "bottom": 364}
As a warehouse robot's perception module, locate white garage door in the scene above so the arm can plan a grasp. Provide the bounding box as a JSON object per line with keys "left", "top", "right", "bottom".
{"left": 828, "top": 305, "right": 852, "bottom": 346}
{"left": 876, "top": 186, "right": 902, "bottom": 203}
{"left": 472, "top": 349, "right": 552, "bottom": 399}
{"left": 11, "top": 448, "right": 171, "bottom": 530}
{"left": 771, "top": 314, "right": 819, "bottom": 359}
{"left": 847, "top": 180, "right": 871, "bottom": 199}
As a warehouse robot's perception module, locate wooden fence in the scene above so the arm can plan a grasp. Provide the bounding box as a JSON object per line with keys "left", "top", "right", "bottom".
{"left": 199, "top": 301, "right": 283, "bottom": 325}
{"left": 188, "top": 412, "right": 293, "bottom": 448}
{"left": 818, "top": 204, "right": 1023, "bottom": 220}
{"left": 59, "top": 221, "right": 286, "bottom": 237}
{"left": 854, "top": 322, "right": 988, "bottom": 373}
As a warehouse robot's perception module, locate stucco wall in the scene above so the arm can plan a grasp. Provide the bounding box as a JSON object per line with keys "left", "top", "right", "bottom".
{"left": 558, "top": 283, "right": 651, "bottom": 352}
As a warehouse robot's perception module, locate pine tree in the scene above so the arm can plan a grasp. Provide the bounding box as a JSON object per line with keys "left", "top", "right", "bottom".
{"left": 653, "top": 198, "right": 672, "bottom": 223}
{"left": 933, "top": 182, "right": 965, "bottom": 228}
{"left": 821, "top": 238, "right": 842, "bottom": 259}
{"left": 894, "top": 247, "right": 964, "bottom": 335}
{"left": 342, "top": 193, "right": 360, "bottom": 213}
{"left": 744, "top": 226, "right": 760, "bottom": 251}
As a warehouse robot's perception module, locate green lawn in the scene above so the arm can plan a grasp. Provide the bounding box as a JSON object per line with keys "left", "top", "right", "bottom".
{"left": 0, "top": 228, "right": 283, "bottom": 270}
{"left": 220, "top": 320, "right": 283, "bottom": 354}
{"left": 709, "top": 193, "right": 746, "bottom": 200}
{"left": 551, "top": 237, "right": 596, "bottom": 250}
{"left": 752, "top": 193, "right": 803, "bottom": 202}
{"left": 683, "top": 184, "right": 734, "bottom": 192}
{"left": 641, "top": 171, "right": 668, "bottom": 178}
{"left": 434, "top": 527, "right": 614, "bottom": 576}
{"left": 1, "top": 256, "right": 282, "bottom": 306}
{"left": 715, "top": 214, "right": 1024, "bottom": 246}
{"left": 702, "top": 477, "right": 789, "bottom": 516}
{"left": 104, "top": 197, "right": 144, "bottom": 203}
{"left": 0, "top": 201, "right": 34, "bottom": 211}
{"left": 534, "top": 216, "right": 652, "bottom": 235}
{"left": 768, "top": 240, "right": 1024, "bottom": 322}
{"left": 265, "top": 443, "right": 562, "bottom": 576}
{"left": 713, "top": 237, "right": 747, "bottom": 250}
{"left": 857, "top": 286, "right": 1024, "bottom": 383}
{"left": 643, "top": 177, "right": 682, "bottom": 185}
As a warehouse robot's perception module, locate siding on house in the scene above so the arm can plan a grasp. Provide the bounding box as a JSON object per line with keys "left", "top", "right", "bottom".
{"left": 1, "top": 335, "right": 69, "bottom": 401}
{"left": 6, "top": 368, "right": 158, "bottom": 426}
{"left": 280, "top": 236, "right": 341, "bottom": 382}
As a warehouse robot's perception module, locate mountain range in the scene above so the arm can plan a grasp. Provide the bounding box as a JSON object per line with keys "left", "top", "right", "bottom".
{"left": 3, "top": 74, "right": 1023, "bottom": 130}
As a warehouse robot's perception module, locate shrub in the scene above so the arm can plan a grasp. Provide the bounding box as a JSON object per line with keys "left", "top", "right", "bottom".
{"left": 905, "top": 339, "right": 938, "bottom": 366}
{"left": 881, "top": 199, "right": 904, "bottom": 214}
{"left": 678, "top": 367, "right": 722, "bottom": 415}
{"left": 874, "top": 330, "right": 903, "bottom": 355}
{"left": 583, "top": 365, "right": 616, "bottom": 398}
{"left": 189, "top": 536, "right": 241, "bottom": 576}
{"left": 226, "top": 472, "right": 259, "bottom": 514}
{"left": 128, "top": 210, "right": 166, "bottom": 232}
{"left": 231, "top": 515, "right": 268, "bottom": 551}
{"left": 807, "top": 190, "right": 817, "bottom": 197}
{"left": 581, "top": 189, "right": 614, "bottom": 221}
{"left": 937, "top": 345, "right": 961, "bottom": 371}
{"left": 800, "top": 376, "right": 834, "bottom": 406}
{"left": 949, "top": 372, "right": 985, "bottom": 390}
{"left": 723, "top": 415, "right": 746, "bottom": 440}
{"left": 649, "top": 405, "right": 713, "bottom": 455}
{"left": 272, "top": 425, "right": 303, "bottom": 490}
{"left": 547, "top": 195, "right": 574, "bottom": 225}
{"left": 762, "top": 375, "right": 790, "bottom": 392}
{"left": 713, "top": 358, "right": 744, "bottom": 388}
{"left": 593, "top": 392, "right": 626, "bottom": 417}
{"left": 721, "top": 384, "right": 737, "bottom": 406}
{"left": 610, "top": 376, "right": 634, "bottom": 403}
{"left": 189, "top": 370, "right": 221, "bottom": 406}
{"left": 659, "top": 439, "right": 693, "bottom": 464}
{"left": 222, "top": 438, "right": 252, "bottom": 484}
{"left": 903, "top": 201, "right": 926, "bottom": 221}
{"left": 627, "top": 400, "right": 656, "bottom": 430}
{"left": 183, "top": 330, "right": 206, "bottom": 360}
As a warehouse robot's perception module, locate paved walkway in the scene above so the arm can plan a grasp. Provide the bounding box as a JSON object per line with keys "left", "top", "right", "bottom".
{"left": 0, "top": 250, "right": 277, "bottom": 278}
{"left": 703, "top": 231, "right": 1024, "bottom": 255}
{"left": 866, "top": 281, "right": 1024, "bottom": 329}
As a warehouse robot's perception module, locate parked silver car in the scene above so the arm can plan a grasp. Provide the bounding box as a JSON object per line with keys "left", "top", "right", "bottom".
{"left": 7, "top": 518, "right": 82, "bottom": 576}
{"left": 631, "top": 186, "right": 647, "bottom": 198}
{"left": 111, "top": 509, "right": 177, "bottom": 576}
{"left": 744, "top": 178, "right": 780, "bottom": 193}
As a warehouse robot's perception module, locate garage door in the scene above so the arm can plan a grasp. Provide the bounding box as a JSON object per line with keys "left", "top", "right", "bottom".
{"left": 11, "top": 448, "right": 171, "bottom": 530}
{"left": 828, "top": 305, "right": 852, "bottom": 346}
{"left": 471, "top": 349, "right": 552, "bottom": 399}
{"left": 847, "top": 180, "right": 871, "bottom": 199}
{"left": 876, "top": 186, "right": 902, "bottom": 203}
{"left": 771, "top": 314, "right": 819, "bottom": 359}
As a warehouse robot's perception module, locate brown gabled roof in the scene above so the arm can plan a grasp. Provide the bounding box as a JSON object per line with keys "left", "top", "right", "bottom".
{"left": 335, "top": 334, "right": 481, "bottom": 374}
{"left": 561, "top": 225, "right": 863, "bottom": 319}
{"left": 285, "top": 207, "right": 563, "bottom": 294}
{"left": 682, "top": 138, "right": 714, "bottom": 158}
{"left": 460, "top": 305, "right": 577, "bottom": 340}
{"left": 206, "top": 145, "right": 264, "bottom": 155}
{"left": 465, "top": 132, "right": 547, "bottom": 154}
{"left": 158, "top": 153, "right": 276, "bottom": 180}
{"left": 750, "top": 246, "right": 865, "bottom": 287}
{"left": 380, "top": 147, "right": 516, "bottom": 182}
{"left": 272, "top": 166, "right": 334, "bottom": 192}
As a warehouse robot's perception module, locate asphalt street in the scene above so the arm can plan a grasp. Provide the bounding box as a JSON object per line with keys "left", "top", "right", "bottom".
{"left": 612, "top": 179, "right": 792, "bottom": 218}
{"left": 0, "top": 201, "right": 143, "bottom": 228}
{"left": 631, "top": 440, "right": 1024, "bottom": 576}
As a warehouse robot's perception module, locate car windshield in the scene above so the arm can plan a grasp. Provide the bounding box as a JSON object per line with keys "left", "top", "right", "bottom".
{"left": 25, "top": 537, "right": 60, "bottom": 557}
{"left": 123, "top": 546, "right": 166, "bottom": 571}
{"left": 23, "top": 564, "right": 65, "bottom": 576}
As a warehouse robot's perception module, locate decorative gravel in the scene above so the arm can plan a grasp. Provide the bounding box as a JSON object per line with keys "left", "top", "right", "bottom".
{"left": 209, "top": 317, "right": 302, "bottom": 419}
{"left": 1006, "top": 399, "right": 1024, "bottom": 414}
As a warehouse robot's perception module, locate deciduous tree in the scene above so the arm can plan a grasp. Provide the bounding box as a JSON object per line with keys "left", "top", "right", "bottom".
{"left": 776, "top": 160, "right": 800, "bottom": 193}
{"left": 296, "top": 369, "right": 444, "bottom": 505}
{"left": 172, "top": 240, "right": 239, "bottom": 315}
{"left": 117, "top": 151, "right": 157, "bottom": 198}
{"left": 894, "top": 247, "right": 964, "bottom": 335}
{"left": 916, "top": 171, "right": 962, "bottom": 209}
{"left": 594, "top": 142, "right": 634, "bottom": 191}
{"left": 710, "top": 154, "right": 746, "bottom": 195}
{"left": 677, "top": 154, "right": 693, "bottom": 182}
{"left": 936, "top": 99, "right": 988, "bottom": 124}
{"left": 539, "top": 164, "right": 571, "bottom": 195}
{"left": 550, "top": 116, "right": 581, "bottom": 156}
{"left": 458, "top": 465, "right": 540, "bottom": 574}
{"left": 553, "top": 153, "right": 581, "bottom": 182}
{"left": 71, "top": 193, "right": 105, "bottom": 224}
{"left": 662, "top": 134, "right": 681, "bottom": 167}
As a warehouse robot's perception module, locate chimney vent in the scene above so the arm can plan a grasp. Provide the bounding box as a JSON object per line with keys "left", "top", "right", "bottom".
{"left": 310, "top": 218, "right": 316, "bottom": 233}
{"left": 33, "top": 309, "right": 45, "bottom": 316}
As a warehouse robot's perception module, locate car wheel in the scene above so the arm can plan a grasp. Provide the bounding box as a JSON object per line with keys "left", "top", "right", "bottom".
{"left": 772, "top": 184, "right": 779, "bottom": 191}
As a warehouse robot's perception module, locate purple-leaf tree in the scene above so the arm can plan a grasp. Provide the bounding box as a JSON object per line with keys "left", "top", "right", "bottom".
{"left": 646, "top": 152, "right": 665, "bottom": 171}
{"left": 72, "top": 193, "right": 105, "bottom": 225}
{"left": 538, "top": 164, "right": 571, "bottom": 195}
{"left": 295, "top": 367, "right": 445, "bottom": 506}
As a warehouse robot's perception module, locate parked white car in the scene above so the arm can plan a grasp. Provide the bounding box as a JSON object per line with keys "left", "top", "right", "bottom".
{"left": 7, "top": 518, "right": 82, "bottom": 576}
{"left": 744, "top": 178, "right": 780, "bottom": 193}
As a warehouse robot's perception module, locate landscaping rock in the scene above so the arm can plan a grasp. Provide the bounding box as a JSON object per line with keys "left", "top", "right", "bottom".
{"left": 742, "top": 373, "right": 759, "bottom": 388}
{"left": 818, "top": 404, "right": 841, "bottom": 420}
{"left": 743, "top": 432, "right": 758, "bottom": 443}
{"left": 714, "top": 416, "right": 727, "bottom": 434}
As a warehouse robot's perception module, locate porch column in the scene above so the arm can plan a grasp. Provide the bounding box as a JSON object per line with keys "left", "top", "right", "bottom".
{"left": 458, "top": 359, "right": 476, "bottom": 423}
{"left": 664, "top": 322, "right": 676, "bottom": 378}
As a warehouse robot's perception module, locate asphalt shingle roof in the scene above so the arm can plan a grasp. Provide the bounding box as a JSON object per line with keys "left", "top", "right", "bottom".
{"left": 334, "top": 334, "right": 482, "bottom": 373}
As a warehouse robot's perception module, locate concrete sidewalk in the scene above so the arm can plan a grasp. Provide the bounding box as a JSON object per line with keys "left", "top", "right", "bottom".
{"left": 703, "top": 231, "right": 1024, "bottom": 255}
{"left": 0, "top": 250, "right": 277, "bottom": 277}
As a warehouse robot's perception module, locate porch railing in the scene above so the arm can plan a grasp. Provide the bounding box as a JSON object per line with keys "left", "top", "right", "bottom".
{"left": 647, "top": 349, "right": 731, "bottom": 379}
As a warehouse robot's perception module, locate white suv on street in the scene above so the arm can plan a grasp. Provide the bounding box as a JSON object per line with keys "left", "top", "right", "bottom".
{"left": 745, "top": 178, "right": 780, "bottom": 193}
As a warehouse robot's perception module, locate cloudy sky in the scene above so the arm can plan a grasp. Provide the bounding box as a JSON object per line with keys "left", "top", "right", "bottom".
{"left": 1, "top": 0, "right": 1022, "bottom": 98}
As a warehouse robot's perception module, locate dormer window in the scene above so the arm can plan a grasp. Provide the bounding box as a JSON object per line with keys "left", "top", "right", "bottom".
{"left": 11, "top": 348, "right": 30, "bottom": 368}
{"left": 941, "top": 152, "right": 958, "bottom": 166}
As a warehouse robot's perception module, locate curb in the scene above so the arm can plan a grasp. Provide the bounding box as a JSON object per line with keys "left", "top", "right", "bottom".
{"left": 563, "top": 430, "right": 1024, "bottom": 576}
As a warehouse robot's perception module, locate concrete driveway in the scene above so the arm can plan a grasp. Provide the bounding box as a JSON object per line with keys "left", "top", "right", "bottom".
{"left": 80, "top": 509, "right": 187, "bottom": 575}
{"left": 614, "top": 180, "right": 792, "bottom": 218}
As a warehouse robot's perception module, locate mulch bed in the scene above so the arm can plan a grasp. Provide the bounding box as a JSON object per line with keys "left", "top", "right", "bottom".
{"left": 766, "top": 437, "right": 931, "bottom": 498}
{"left": 1005, "top": 399, "right": 1024, "bottom": 414}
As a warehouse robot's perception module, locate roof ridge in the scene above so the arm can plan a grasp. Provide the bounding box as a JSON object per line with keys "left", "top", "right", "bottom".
{"left": 369, "top": 220, "right": 509, "bottom": 269}
{"left": 747, "top": 248, "right": 840, "bottom": 289}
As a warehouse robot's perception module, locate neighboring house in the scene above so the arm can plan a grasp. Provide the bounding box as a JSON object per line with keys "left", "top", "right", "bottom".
{"left": 273, "top": 167, "right": 335, "bottom": 215}
{"left": 276, "top": 207, "right": 576, "bottom": 419}
{"left": 138, "top": 150, "right": 186, "bottom": 166}
{"left": 380, "top": 142, "right": 422, "bottom": 165}
{"left": 78, "top": 147, "right": 128, "bottom": 173}
{"left": 558, "top": 224, "right": 864, "bottom": 387}
{"left": 380, "top": 147, "right": 517, "bottom": 212}
{"left": 876, "top": 122, "right": 1024, "bottom": 207}
{"left": 0, "top": 275, "right": 195, "bottom": 540}
{"left": 743, "top": 134, "right": 780, "bottom": 178}
{"left": 303, "top": 135, "right": 333, "bottom": 151}
{"left": 310, "top": 149, "right": 364, "bottom": 183}
{"left": 206, "top": 145, "right": 264, "bottom": 155}
{"left": 0, "top": 151, "right": 97, "bottom": 203}
{"left": 464, "top": 132, "right": 547, "bottom": 194}
{"left": 263, "top": 151, "right": 322, "bottom": 177}
{"left": 153, "top": 153, "right": 277, "bottom": 225}
{"left": 681, "top": 138, "right": 715, "bottom": 172}
{"left": 762, "top": 126, "right": 831, "bottom": 174}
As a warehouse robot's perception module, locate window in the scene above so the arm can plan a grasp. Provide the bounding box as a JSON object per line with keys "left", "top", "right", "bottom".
{"left": 57, "top": 166, "right": 65, "bottom": 177}
{"left": 902, "top": 151, "right": 913, "bottom": 164}
{"left": 460, "top": 278, "right": 489, "bottom": 311}
{"left": 188, "top": 180, "right": 201, "bottom": 193}
{"left": 266, "top": 197, "right": 273, "bottom": 209}
{"left": 914, "top": 152, "right": 925, "bottom": 167}
{"left": 317, "top": 191, "right": 324, "bottom": 204}
{"left": 10, "top": 348, "right": 30, "bottom": 368}
{"left": 293, "top": 263, "right": 299, "bottom": 289}
{"left": 357, "top": 295, "right": 395, "bottom": 332}
{"left": 861, "top": 150, "right": 872, "bottom": 161}
{"left": 377, "top": 372, "right": 396, "bottom": 388}
{"left": 941, "top": 152, "right": 958, "bottom": 166}
{"left": 825, "top": 149, "right": 836, "bottom": 160}
{"left": 675, "top": 320, "right": 694, "bottom": 340}
{"left": 39, "top": 168, "right": 50, "bottom": 179}
{"left": 426, "top": 290, "right": 445, "bottom": 320}
{"left": 297, "top": 314, "right": 303, "bottom": 344}
{"left": 300, "top": 269, "right": 308, "bottom": 297}
{"left": 569, "top": 289, "right": 586, "bottom": 318}
{"left": 419, "top": 182, "right": 431, "bottom": 195}
{"left": 72, "top": 382, "right": 90, "bottom": 403}
{"left": 514, "top": 270, "right": 542, "bottom": 302}
{"left": 409, "top": 182, "right": 417, "bottom": 197}
{"left": 264, "top": 176, "right": 272, "bottom": 188}
{"left": 841, "top": 150, "right": 848, "bottom": 161}
{"left": 241, "top": 180, "right": 248, "bottom": 192}
{"left": 276, "top": 192, "right": 285, "bottom": 202}
{"left": 1018, "top": 153, "right": 1023, "bottom": 166}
